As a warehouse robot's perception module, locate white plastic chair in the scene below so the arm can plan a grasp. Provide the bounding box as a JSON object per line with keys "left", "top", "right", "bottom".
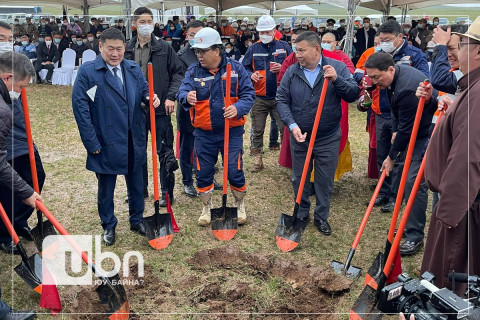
{"left": 51, "top": 49, "right": 76, "bottom": 86}
{"left": 71, "top": 50, "right": 96, "bottom": 85}
{"left": 39, "top": 61, "right": 59, "bottom": 81}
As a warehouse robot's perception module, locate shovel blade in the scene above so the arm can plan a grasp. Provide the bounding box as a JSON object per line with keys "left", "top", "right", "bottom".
{"left": 331, "top": 260, "right": 362, "bottom": 280}
{"left": 365, "top": 252, "right": 384, "bottom": 287}
{"left": 31, "top": 219, "right": 57, "bottom": 252}
{"left": 349, "top": 280, "right": 383, "bottom": 320}
{"left": 274, "top": 213, "right": 304, "bottom": 252}
{"left": 96, "top": 273, "right": 129, "bottom": 320}
{"left": 144, "top": 213, "right": 174, "bottom": 250}
{"left": 14, "top": 253, "right": 43, "bottom": 294}
{"left": 211, "top": 206, "right": 238, "bottom": 241}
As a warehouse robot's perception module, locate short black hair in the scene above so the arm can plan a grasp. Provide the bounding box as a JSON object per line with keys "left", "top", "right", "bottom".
{"left": 133, "top": 7, "right": 154, "bottom": 21}
{"left": 44, "top": 34, "right": 52, "bottom": 39}
{"left": 173, "top": 16, "right": 179, "bottom": 21}
{"left": 293, "top": 28, "right": 307, "bottom": 35}
{"left": 295, "top": 31, "right": 321, "bottom": 47}
{"left": 0, "top": 52, "right": 35, "bottom": 81}
{"left": 87, "top": 31, "right": 94, "bottom": 35}
{"left": 0, "top": 21, "right": 11, "bottom": 31}
{"left": 99, "top": 27, "right": 125, "bottom": 44}
{"left": 327, "top": 18, "right": 335, "bottom": 24}
{"left": 186, "top": 20, "right": 205, "bottom": 30}
{"left": 433, "top": 17, "right": 439, "bottom": 21}
{"left": 365, "top": 52, "right": 395, "bottom": 71}
{"left": 363, "top": 17, "right": 371, "bottom": 22}
{"left": 378, "top": 20, "right": 402, "bottom": 36}
{"left": 387, "top": 16, "right": 396, "bottom": 21}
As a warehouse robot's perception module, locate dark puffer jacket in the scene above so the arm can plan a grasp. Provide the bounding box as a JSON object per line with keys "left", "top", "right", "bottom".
{"left": 0, "top": 79, "right": 34, "bottom": 200}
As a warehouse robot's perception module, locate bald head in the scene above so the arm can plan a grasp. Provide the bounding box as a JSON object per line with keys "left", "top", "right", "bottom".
{"left": 321, "top": 32, "right": 337, "bottom": 51}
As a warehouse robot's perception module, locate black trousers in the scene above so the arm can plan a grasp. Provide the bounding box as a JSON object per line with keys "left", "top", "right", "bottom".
{"left": 0, "top": 152, "right": 45, "bottom": 243}
{"left": 179, "top": 130, "right": 195, "bottom": 187}
{"left": 34, "top": 62, "right": 55, "bottom": 81}
{"left": 143, "top": 114, "right": 175, "bottom": 195}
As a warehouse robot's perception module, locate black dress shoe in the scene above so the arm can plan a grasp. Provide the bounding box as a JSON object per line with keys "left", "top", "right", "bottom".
{"left": 213, "top": 179, "right": 223, "bottom": 190}
{"left": 393, "top": 228, "right": 406, "bottom": 239}
{"left": 3, "top": 309, "right": 36, "bottom": 320}
{"left": 130, "top": 223, "right": 146, "bottom": 237}
{"left": 400, "top": 240, "right": 424, "bottom": 256}
{"left": 0, "top": 241, "right": 20, "bottom": 255}
{"left": 314, "top": 219, "right": 331, "bottom": 236}
{"left": 184, "top": 185, "right": 198, "bottom": 197}
{"left": 381, "top": 202, "right": 395, "bottom": 213}
{"left": 103, "top": 228, "right": 115, "bottom": 246}
{"left": 374, "top": 196, "right": 388, "bottom": 206}
{"left": 16, "top": 226, "right": 33, "bottom": 241}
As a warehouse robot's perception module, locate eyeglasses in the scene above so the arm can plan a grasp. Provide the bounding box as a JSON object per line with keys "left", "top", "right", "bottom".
{"left": 458, "top": 41, "right": 480, "bottom": 49}
{"left": 194, "top": 48, "right": 212, "bottom": 56}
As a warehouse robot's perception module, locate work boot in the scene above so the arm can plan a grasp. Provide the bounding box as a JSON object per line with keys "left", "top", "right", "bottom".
{"left": 250, "top": 148, "right": 264, "bottom": 172}
{"left": 231, "top": 189, "right": 246, "bottom": 225}
{"left": 198, "top": 192, "right": 212, "bottom": 226}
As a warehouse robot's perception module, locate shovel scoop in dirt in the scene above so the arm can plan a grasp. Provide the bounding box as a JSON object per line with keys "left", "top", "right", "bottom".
{"left": 211, "top": 62, "right": 238, "bottom": 241}
{"left": 275, "top": 78, "right": 330, "bottom": 252}
{"left": 143, "top": 63, "right": 174, "bottom": 250}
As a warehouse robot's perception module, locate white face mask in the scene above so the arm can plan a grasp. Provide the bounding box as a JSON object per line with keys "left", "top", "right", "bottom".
{"left": 88, "top": 37, "right": 94, "bottom": 41}
{"left": 0, "top": 42, "right": 13, "bottom": 53}
{"left": 363, "top": 23, "right": 370, "bottom": 28}
{"left": 260, "top": 35, "right": 273, "bottom": 44}
{"left": 380, "top": 41, "right": 395, "bottom": 53}
{"left": 9, "top": 91, "right": 21, "bottom": 101}
{"left": 45, "top": 40, "right": 52, "bottom": 46}
{"left": 225, "top": 48, "right": 232, "bottom": 53}
{"left": 138, "top": 24, "right": 154, "bottom": 37}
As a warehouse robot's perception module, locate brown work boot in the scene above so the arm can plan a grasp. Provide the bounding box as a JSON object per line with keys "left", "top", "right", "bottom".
{"left": 231, "top": 189, "right": 246, "bottom": 225}
{"left": 250, "top": 148, "right": 264, "bottom": 172}
{"left": 198, "top": 192, "right": 212, "bottom": 226}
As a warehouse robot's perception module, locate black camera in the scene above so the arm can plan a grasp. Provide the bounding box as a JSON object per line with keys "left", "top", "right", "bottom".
{"left": 378, "top": 272, "right": 473, "bottom": 320}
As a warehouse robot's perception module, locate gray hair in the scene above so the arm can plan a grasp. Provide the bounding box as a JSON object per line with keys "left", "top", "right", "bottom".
{"left": 0, "top": 52, "right": 35, "bottom": 81}
{"left": 322, "top": 32, "right": 337, "bottom": 41}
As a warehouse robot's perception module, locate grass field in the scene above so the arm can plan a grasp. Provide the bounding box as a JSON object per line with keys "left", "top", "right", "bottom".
{"left": 0, "top": 83, "right": 432, "bottom": 319}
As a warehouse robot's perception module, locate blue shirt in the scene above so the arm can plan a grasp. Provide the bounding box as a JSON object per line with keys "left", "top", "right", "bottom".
{"left": 289, "top": 58, "right": 322, "bottom": 130}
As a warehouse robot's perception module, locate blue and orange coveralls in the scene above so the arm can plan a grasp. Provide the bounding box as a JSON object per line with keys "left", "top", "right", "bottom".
{"left": 177, "top": 55, "right": 255, "bottom": 195}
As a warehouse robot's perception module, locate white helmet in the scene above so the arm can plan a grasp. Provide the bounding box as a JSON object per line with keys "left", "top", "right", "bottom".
{"left": 256, "top": 15, "right": 275, "bottom": 31}
{"left": 192, "top": 27, "right": 222, "bottom": 49}
{"left": 228, "top": 17, "right": 233, "bottom": 23}
{"left": 243, "top": 17, "right": 249, "bottom": 22}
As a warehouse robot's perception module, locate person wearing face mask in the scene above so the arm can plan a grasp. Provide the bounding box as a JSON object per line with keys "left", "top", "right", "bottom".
{"left": 71, "top": 34, "right": 88, "bottom": 65}
{"left": 166, "top": 21, "right": 182, "bottom": 52}
{"left": 37, "top": 18, "right": 51, "bottom": 38}
{"left": 18, "top": 34, "right": 36, "bottom": 59}
{"left": 219, "top": 16, "right": 236, "bottom": 43}
{"left": 242, "top": 15, "right": 292, "bottom": 172}
{"left": 326, "top": 19, "right": 337, "bottom": 39}
{"left": 281, "top": 21, "right": 293, "bottom": 44}
{"left": 125, "top": 7, "right": 184, "bottom": 206}
{"left": 410, "top": 18, "right": 432, "bottom": 52}
{"left": 52, "top": 32, "right": 68, "bottom": 60}
{"left": 115, "top": 19, "right": 127, "bottom": 39}
{"left": 82, "top": 31, "right": 98, "bottom": 54}
{"left": 336, "top": 19, "right": 346, "bottom": 41}
{"left": 402, "top": 23, "right": 412, "bottom": 40}
{"left": 354, "top": 17, "right": 376, "bottom": 64}
{"left": 90, "top": 17, "right": 101, "bottom": 35}
{"left": 67, "top": 18, "right": 82, "bottom": 36}
{"left": 0, "top": 49, "right": 43, "bottom": 255}
{"left": 224, "top": 42, "right": 241, "bottom": 61}
{"left": 34, "top": 34, "right": 59, "bottom": 84}
{"left": 428, "top": 17, "right": 440, "bottom": 31}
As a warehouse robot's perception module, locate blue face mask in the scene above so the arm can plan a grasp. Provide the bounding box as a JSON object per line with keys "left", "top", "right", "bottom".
{"left": 189, "top": 39, "right": 195, "bottom": 46}
{"left": 54, "top": 38, "right": 61, "bottom": 44}
{"left": 418, "top": 24, "right": 423, "bottom": 29}
{"left": 222, "top": 23, "right": 227, "bottom": 27}
{"left": 292, "top": 44, "right": 296, "bottom": 53}
{"left": 77, "top": 41, "right": 83, "bottom": 46}
{"left": 374, "top": 46, "right": 382, "bottom": 52}
{"left": 21, "top": 41, "right": 28, "bottom": 46}
{"left": 321, "top": 43, "right": 331, "bottom": 51}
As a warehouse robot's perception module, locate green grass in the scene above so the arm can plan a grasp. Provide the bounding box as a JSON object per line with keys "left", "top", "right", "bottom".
{"left": 0, "top": 84, "right": 431, "bottom": 319}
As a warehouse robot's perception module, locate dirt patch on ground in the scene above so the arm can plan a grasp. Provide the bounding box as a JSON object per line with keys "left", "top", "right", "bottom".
{"left": 187, "top": 245, "right": 353, "bottom": 319}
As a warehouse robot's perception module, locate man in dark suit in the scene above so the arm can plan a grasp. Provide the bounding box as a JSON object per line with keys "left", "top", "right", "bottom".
{"left": 85, "top": 31, "right": 99, "bottom": 54}
{"left": 354, "top": 17, "right": 376, "bottom": 63}
{"left": 34, "top": 34, "right": 60, "bottom": 84}
{"left": 72, "top": 28, "right": 160, "bottom": 246}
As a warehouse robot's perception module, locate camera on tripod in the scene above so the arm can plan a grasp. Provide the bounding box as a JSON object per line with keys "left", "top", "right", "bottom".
{"left": 377, "top": 271, "right": 477, "bottom": 320}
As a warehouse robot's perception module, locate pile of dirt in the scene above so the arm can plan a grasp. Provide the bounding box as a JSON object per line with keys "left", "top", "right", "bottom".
{"left": 187, "top": 245, "right": 353, "bottom": 319}
{"left": 61, "top": 285, "right": 110, "bottom": 320}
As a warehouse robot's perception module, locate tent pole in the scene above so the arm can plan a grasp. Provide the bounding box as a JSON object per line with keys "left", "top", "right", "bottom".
{"left": 270, "top": 0, "right": 276, "bottom": 15}
{"left": 401, "top": 4, "right": 408, "bottom": 24}
{"left": 83, "top": 0, "right": 89, "bottom": 34}
{"left": 161, "top": 2, "right": 165, "bottom": 23}
{"left": 343, "top": 0, "right": 357, "bottom": 58}
{"left": 125, "top": 0, "right": 132, "bottom": 40}
{"left": 217, "top": 0, "right": 222, "bottom": 23}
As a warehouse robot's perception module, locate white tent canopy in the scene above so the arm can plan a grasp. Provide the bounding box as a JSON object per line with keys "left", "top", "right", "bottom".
{"left": 204, "top": 5, "right": 269, "bottom": 15}
{"left": 0, "top": 0, "right": 122, "bottom": 10}
{"left": 275, "top": 5, "right": 318, "bottom": 15}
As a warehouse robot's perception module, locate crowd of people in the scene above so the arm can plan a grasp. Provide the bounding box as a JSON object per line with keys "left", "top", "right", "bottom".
{"left": 0, "top": 8, "right": 479, "bottom": 318}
